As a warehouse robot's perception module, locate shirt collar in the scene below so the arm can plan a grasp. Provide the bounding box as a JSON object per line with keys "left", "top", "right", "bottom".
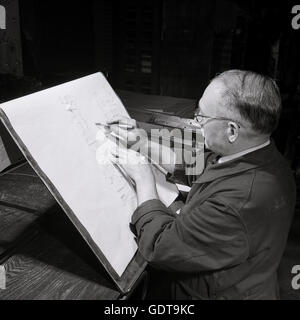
{"left": 193, "top": 139, "right": 276, "bottom": 184}
{"left": 217, "top": 139, "right": 270, "bottom": 164}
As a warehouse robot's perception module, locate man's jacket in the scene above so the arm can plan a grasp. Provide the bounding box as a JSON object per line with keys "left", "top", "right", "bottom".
{"left": 130, "top": 141, "right": 296, "bottom": 299}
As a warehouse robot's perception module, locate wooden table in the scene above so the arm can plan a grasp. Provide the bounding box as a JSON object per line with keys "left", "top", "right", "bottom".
{"left": 0, "top": 163, "right": 124, "bottom": 300}
{"left": 118, "top": 90, "right": 196, "bottom": 118}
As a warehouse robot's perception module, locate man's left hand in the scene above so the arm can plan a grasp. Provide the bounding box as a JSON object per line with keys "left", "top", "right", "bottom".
{"left": 110, "top": 146, "right": 159, "bottom": 205}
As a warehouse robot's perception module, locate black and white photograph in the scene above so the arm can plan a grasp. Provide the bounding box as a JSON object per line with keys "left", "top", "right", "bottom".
{"left": 0, "top": 0, "right": 300, "bottom": 304}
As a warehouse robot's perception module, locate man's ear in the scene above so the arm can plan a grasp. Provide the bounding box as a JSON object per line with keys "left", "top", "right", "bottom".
{"left": 227, "top": 122, "right": 239, "bottom": 143}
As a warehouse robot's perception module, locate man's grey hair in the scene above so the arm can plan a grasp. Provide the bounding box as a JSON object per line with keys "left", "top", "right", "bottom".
{"left": 212, "top": 70, "right": 282, "bottom": 134}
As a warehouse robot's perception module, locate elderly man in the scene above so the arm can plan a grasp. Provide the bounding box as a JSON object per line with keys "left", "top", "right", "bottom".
{"left": 109, "top": 70, "right": 296, "bottom": 300}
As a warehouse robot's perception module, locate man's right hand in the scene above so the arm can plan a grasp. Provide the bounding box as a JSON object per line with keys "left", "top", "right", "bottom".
{"left": 106, "top": 116, "right": 176, "bottom": 174}
{"left": 107, "top": 117, "right": 148, "bottom": 147}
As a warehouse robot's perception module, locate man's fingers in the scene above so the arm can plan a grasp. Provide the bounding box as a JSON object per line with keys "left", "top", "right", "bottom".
{"left": 107, "top": 117, "right": 137, "bottom": 128}
{"left": 107, "top": 116, "right": 129, "bottom": 124}
{"left": 108, "top": 126, "right": 147, "bottom": 147}
{"left": 109, "top": 125, "right": 128, "bottom": 136}
{"left": 110, "top": 146, "right": 147, "bottom": 165}
{"left": 110, "top": 147, "right": 128, "bottom": 162}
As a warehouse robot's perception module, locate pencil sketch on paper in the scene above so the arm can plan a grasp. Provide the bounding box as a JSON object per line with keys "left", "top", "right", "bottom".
{"left": 0, "top": 72, "right": 178, "bottom": 278}
{"left": 59, "top": 93, "right": 137, "bottom": 205}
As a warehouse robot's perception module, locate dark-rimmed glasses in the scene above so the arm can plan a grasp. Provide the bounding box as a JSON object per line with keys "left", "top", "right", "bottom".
{"left": 194, "top": 110, "right": 243, "bottom": 128}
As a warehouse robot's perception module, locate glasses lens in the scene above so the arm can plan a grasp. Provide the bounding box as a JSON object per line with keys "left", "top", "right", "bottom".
{"left": 196, "top": 115, "right": 203, "bottom": 124}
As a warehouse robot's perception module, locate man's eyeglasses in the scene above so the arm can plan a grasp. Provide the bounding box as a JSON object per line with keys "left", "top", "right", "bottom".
{"left": 194, "top": 112, "right": 242, "bottom": 128}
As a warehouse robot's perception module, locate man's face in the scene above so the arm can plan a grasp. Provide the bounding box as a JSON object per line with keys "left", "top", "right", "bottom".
{"left": 196, "top": 81, "right": 231, "bottom": 155}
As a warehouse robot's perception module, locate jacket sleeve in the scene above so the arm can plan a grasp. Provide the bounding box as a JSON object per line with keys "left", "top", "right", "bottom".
{"left": 166, "top": 151, "right": 216, "bottom": 186}
{"left": 130, "top": 198, "right": 249, "bottom": 273}
{"left": 166, "top": 163, "right": 189, "bottom": 186}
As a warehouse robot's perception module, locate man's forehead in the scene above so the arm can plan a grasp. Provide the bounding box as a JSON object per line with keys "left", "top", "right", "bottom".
{"left": 197, "top": 97, "right": 215, "bottom": 116}
{"left": 198, "top": 85, "right": 219, "bottom": 111}
{"left": 205, "top": 80, "right": 225, "bottom": 98}
{"left": 197, "top": 97, "right": 208, "bottom": 113}
{"left": 198, "top": 81, "right": 228, "bottom": 114}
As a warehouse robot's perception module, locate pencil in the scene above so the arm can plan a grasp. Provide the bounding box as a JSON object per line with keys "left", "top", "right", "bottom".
{"left": 95, "top": 122, "right": 134, "bottom": 129}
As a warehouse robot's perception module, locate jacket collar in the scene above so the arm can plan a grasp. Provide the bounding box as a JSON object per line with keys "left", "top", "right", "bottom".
{"left": 193, "top": 140, "right": 278, "bottom": 184}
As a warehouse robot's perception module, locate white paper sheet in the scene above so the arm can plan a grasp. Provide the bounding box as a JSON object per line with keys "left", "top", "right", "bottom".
{"left": 0, "top": 73, "right": 178, "bottom": 276}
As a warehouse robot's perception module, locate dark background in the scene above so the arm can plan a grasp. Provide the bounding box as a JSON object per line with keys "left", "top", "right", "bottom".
{"left": 16, "top": 0, "right": 300, "bottom": 99}
{"left": 5, "top": 0, "right": 297, "bottom": 168}
{"left": 0, "top": 0, "right": 300, "bottom": 299}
